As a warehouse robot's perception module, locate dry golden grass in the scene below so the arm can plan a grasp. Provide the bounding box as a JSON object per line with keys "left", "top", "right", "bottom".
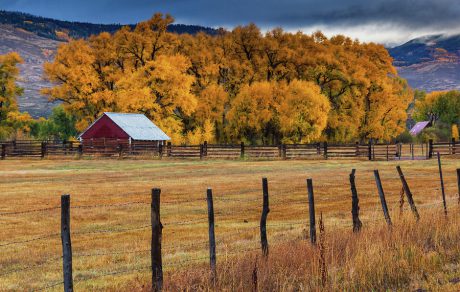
{"left": 0, "top": 157, "right": 459, "bottom": 291}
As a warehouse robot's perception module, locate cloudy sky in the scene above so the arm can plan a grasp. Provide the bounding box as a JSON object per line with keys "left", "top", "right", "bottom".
{"left": 1, "top": 0, "right": 460, "bottom": 45}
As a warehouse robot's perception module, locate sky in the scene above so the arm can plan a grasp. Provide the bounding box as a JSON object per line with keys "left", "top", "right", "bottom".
{"left": 1, "top": 0, "right": 460, "bottom": 46}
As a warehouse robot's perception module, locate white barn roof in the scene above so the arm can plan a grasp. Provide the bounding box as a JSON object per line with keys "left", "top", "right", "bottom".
{"left": 79, "top": 112, "right": 171, "bottom": 141}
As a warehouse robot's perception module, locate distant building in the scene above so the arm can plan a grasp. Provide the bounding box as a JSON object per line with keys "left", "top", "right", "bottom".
{"left": 409, "top": 113, "right": 437, "bottom": 136}
{"left": 78, "top": 112, "right": 170, "bottom": 148}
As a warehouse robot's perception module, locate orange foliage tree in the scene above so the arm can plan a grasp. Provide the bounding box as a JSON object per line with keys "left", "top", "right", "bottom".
{"left": 43, "top": 14, "right": 410, "bottom": 144}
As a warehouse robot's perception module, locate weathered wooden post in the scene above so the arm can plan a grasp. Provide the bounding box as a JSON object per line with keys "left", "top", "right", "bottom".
{"left": 316, "top": 142, "right": 321, "bottom": 155}
{"left": 355, "top": 141, "right": 360, "bottom": 157}
{"left": 1, "top": 144, "right": 5, "bottom": 159}
{"left": 457, "top": 169, "right": 460, "bottom": 205}
{"left": 61, "top": 194, "right": 73, "bottom": 292}
{"left": 158, "top": 143, "right": 163, "bottom": 159}
{"left": 151, "top": 188, "right": 163, "bottom": 291}
{"left": 204, "top": 141, "right": 208, "bottom": 157}
{"left": 428, "top": 139, "right": 433, "bottom": 159}
{"left": 437, "top": 152, "right": 448, "bottom": 216}
{"left": 240, "top": 142, "right": 245, "bottom": 159}
{"left": 167, "top": 142, "right": 172, "bottom": 157}
{"left": 118, "top": 144, "right": 123, "bottom": 158}
{"left": 306, "top": 178, "right": 317, "bottom": 244}
{"left": 368, "top": 139, "right": 372, "bottom": 161}
{"left": 452, "top": 138, "right": 456, "bottom": 155}
{"left": 206, "top": 188, "right": 217, "bottom": 284}
{"left": 349, "top": 169, "right": 362, "bottom": 232}
{"left": 200, "top": 144, "right": 204, "bottom": 160}
{"left": 396, "top": 166, "right": 420, "bottom": 220}
{"left": 77, "top": 144, "right": 83, "bottom": 158}
{"left": 260, "top": 178, "right": 270, "bottom": 256}
{"left": 373, "top": 170, "right": 392, "bottom": 226}
{"left": 41, "top": 141, "right": 46, "bottom": 158}
{"left": 323, "top": 142, "right": 328, "bottom": 160}
{"left": 282, "top": 144, "right": 287, "bottom": 160}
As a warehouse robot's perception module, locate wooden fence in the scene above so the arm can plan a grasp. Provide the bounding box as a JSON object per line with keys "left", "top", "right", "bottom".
{"left": 0, "top": 139, "right": 458, "bottom": 161}
{"left": 1, "top": 162, "right": 459, "bottom": 291}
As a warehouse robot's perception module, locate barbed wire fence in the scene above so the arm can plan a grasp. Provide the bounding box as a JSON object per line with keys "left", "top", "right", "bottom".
{"left": 0, "top": 161, "right": 459, "bottom": 291}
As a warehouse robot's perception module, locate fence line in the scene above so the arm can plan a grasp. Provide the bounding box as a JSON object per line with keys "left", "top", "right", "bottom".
{"left": 1, "top": 139, "right": 458, "bottom": 161}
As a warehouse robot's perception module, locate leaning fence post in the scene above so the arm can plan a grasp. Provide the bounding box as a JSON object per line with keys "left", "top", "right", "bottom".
{"left": 61, "top": 194, "right": 73, "bottom": 292}
{"left": 349, "top": 169, "right": 362, "bottom": 232}
{"left": 151, "top": 188, "right": 163, "bottom": 291}
{"left": 41, "top": 141, "right": 46, "bottom": 158}
{"left": 373, "top": 170, "right": 392, "bottom": 226}
{"left": 260, "top": 178, "right": 270, "bottom": 256}
{"left": 306, "top": 178, "right": 317, "bottom": 244}
{"left": 240, "top": 142, "right": 245, "bottom": 159}
{"left": 437, "top": 152, "right": 448, "bottom": 216}
{"left": 396, "top": 166, "right": 420, "bottom": 220}
{"left": 206, "top": 188, "right": 217, "bottom": 284}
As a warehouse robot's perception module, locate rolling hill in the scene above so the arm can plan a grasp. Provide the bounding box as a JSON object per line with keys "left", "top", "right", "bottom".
{"left": 389, "top": 34, "right": 460, "bottom": 92}
{"left": 0, "top": 11, "right": 216, "bottom": 118}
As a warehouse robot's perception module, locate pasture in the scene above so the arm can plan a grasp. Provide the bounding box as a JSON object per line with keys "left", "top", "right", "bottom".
{"left": 0, "top": 158, "right": 459, "bottom": 291}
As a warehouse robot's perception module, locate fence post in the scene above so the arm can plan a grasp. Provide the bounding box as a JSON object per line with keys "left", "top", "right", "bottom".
{"left": 204, "top": 141, "right": 208, "bottom": 157}
{"left": 61, "top": 194, "right": 73, "bottom": 292}
{"left": 396, "top": 166, "right": 420, "bottom": 221}
{"left": 349, "top": 169, "right": 362, "bottom": 232}
{"left": 452, "top": 138, "right": 456, "bottom": 155}
{"left": 373, "top": 170, "right": 392, "bottom": 226}
{"left": 1, "top": 144, "right": 5, "bottom": 159}
{"left": 282, "top": 144, "right": 287, "bottom": 160}
{"left": 151, "top": 188, "right": 163, "bottom": 291}
{"left": 206, "top": 188, "right": 217, "bottom": 284}
{"left": 428, "top": 139, "right": 433, "bottom": 159}
{"left": 437, "top": 152, "right": 448, "bottom": 216}
{"left": 118, "top": 144, "right": 123, "bottom": 158}
{"left": 316, "top": 142, "right": 321, "bottom": 155}
{"left": 368, "top": 139, "right": 372, "bottom": 161}
{"left": 158, "top": 143, "right": 163, "bottom": 159}
{"left": 260, "top": 178, "right": 270, "bottom": 256}
{"left": 355, "top": 142, "right": 360, "bottom": 157}
{"left": 240, "top": 142, "right": 245, "bottom": 159}
{"left": 457, "top": 169, "right": 460, "bottom": 205}
{"left": 306, "top": 178, "right": 316, "bottom": 244}
{"left": 167, "top": 142, "right": 172, "bottom": 157}
{"left": 41, "top": 141, "right": 46, "bottom": 158}
{"left": 323, "top": 142, "right": 328, "bottom": 160}
{"left": 200, "top": 144, "right": 204, "bottom": 160}
{"left": 77, "top": 144, "right": 83, "bottom": 158}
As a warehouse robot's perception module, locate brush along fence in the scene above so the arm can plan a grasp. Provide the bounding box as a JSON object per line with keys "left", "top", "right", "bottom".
{"left": 1, "top": 161, "right": 459, "bottom": 291}
{"left": 0, "top": 138, "right": 458, "bottom": 160}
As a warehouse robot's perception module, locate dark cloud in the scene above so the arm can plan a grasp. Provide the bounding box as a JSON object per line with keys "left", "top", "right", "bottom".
{"left": 1, "top": 0, "right": 460, "bottom": 43}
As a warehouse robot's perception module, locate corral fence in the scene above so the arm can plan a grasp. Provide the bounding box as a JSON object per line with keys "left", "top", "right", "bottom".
{"left": 0, "top": 138, "right": 458, "bottom": 161}
{"left": 1, "top": 156, "right": 459, "bottom": 291}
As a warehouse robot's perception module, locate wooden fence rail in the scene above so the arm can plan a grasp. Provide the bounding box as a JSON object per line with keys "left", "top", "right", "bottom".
{"left": 0, "top": 139, "right": 458, "bottom": 161}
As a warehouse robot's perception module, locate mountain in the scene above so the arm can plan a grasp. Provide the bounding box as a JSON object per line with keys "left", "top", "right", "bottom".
{"left": 0, "top": 11, "right": 216, "bottom": 118}
{"left": 389, "top": 34, "right": 460, "bottom": 92}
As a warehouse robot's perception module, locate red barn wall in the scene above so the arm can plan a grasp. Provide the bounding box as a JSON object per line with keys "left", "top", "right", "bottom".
{"left": 80, "top": 115, "right": 130, "bottom": 140}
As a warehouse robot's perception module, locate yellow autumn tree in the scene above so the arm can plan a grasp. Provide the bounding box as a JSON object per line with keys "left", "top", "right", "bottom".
{"left": 277, "top": 80, "right": 330, "bottom": 143}
{"left": 0, "top": 52, "right": 32, "bottom": 139}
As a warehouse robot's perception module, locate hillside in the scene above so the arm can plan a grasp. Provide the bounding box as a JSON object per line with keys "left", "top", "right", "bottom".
{"left": 0, "top": 24, "right": 60, "bottom": 117}
{"left": 0, "top": 11, "right": 216, "bottom": 117}
{"left": 389, "top": 34, "right": 460, "bottom": 92}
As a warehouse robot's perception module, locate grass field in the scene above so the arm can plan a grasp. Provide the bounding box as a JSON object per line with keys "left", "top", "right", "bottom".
{"left": 0, "top": 157, "right": 459, "bottom": 291}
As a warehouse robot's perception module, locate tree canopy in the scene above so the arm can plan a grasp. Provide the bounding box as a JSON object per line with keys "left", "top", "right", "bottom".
{"left": 42, "top": 14, "right": 411, "bottom": 144}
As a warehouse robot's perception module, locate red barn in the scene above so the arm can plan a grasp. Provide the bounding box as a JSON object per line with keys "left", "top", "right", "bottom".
{"left": 78, "top": 112, "right": 170, "bottom": 153}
